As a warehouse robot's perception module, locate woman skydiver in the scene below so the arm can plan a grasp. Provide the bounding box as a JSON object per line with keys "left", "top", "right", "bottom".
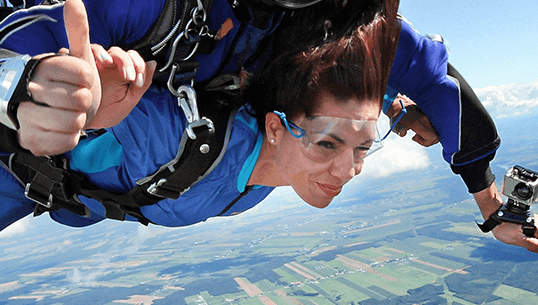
{"left": 0, "top": 0, "right": 401, "bottom": 229}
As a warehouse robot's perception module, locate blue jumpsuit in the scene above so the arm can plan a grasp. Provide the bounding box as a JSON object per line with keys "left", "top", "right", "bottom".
{"left": 0, "top": 0, "right": 500, "bottom": 230}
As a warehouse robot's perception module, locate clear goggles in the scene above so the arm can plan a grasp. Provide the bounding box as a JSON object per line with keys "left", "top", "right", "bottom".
{"left": 273, "top": 100, "right": 407, "bottom": 164}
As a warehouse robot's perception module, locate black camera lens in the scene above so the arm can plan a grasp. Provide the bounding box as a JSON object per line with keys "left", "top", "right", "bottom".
{"left": 514, "top": 182, "right": 533, "bottom": 200}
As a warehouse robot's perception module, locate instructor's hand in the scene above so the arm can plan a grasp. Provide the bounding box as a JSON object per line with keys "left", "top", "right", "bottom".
{"left": 18, "top": 0, "right": 100, "bottom": 156}
{"left": 86, "top": 44, "right": 156, "bottom": 128}
{"left": 386, "top": 94, "right": 439, "bottom": 147}
{"left": 474, "top": 182, "right": 538, "bottom": 253}
{"left": 490, "top": 221, "right": 538, "bottom": 253}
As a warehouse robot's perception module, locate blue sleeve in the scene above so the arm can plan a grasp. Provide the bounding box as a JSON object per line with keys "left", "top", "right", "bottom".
{"left": 388, "top": 20, "right": 499, "bottom": 166}
{"left": 0, "top": 0, "right": 165, "bottom": 56}
{"left": 388, "top": 19, "right": 500, "bottom": 193}
{"left": 388, "top": 20, "right": 458, "bottom": 164}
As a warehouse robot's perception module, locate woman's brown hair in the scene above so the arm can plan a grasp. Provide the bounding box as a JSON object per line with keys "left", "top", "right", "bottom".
{"left": 246, "top": 0, "right": 401, "bottom": 130}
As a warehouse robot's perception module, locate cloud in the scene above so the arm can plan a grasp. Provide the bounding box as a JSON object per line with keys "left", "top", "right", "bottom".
{"left": 358, "top": 132, "right": 431, "bottom": 180}
{"left": 122, "top": 225, "right": 155, "bottom": 255}
{"left": 348, "top": 114, "right": 431, "bottom": 185}
{"left": 475, "top": 79, "right": 538, "bottom": 118}
{"left": 67, "top": 253, "right": 111, "bottom": 287}
{"left": 67, "top": 225, "right": 160, "bottom": 287}
{"left": 0, "top": 215, "right": 31, "bottom": 238}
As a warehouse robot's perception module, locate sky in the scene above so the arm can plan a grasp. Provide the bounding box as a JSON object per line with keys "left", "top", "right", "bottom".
{"left": 398, "top": 0, "right": 538, "bottom": 89}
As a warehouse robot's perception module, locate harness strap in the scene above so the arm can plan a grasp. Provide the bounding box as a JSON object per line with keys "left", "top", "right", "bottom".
{"left": 6, "top": 121, "right": 219, "bottom": 225}
{"left": 126, "top": 0, "right": 215, "bottom": 87}
{"left": 217, "top": 185, "right": 253, "bottom": 216}
{"left": 0, "top": 0, "right": 257, "bottom": 226}
{"left": 477, "top": 203, "right": 537, "bottom": 238}
{"left": 136, "top": 122, "right": 217, "bottom": 199}
{"left": 126, "top": 0, "right": 193, "bottom": 64}
{"left": 4, "top": 91, "right": 240, "bottom": 225}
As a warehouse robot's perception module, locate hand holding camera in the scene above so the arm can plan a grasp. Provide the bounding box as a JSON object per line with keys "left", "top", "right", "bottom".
{"left": 478, "top": 165, "right": 538, "bottom": 237}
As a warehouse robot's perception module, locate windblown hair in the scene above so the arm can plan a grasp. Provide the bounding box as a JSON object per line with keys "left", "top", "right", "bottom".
{"left": 245, "top": 0, "right": 401, "bottom": 131}
{"left": 273, "top": 0, "right": 387, "bottom": 53}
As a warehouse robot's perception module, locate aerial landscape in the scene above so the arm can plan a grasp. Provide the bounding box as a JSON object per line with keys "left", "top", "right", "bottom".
{"left": 1, "top": 111, "right": 537, "bottom": 304}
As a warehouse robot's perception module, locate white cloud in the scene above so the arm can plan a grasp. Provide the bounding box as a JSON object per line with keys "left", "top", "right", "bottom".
{"left": 475, "top": 79, "right": 538, "bottom": 118}
{"left": 358, "top": 132, "right": 431, "bottom": 180}
{"left": 0, "top": 215, "right": 31, "bottom": 238}
{"left": 122, "top": 225, "right": 158, "bottom": 255}
{"left": 67, "top": 253, "right": 111, "bottom": 287}
{"left": 345, "top": 114, "right": 431, "bottom": 187}
{"left": 358, "top": 114, "right": 430, "bottom": 178}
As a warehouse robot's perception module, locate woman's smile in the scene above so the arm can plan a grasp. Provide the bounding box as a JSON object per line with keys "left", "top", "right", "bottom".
{"left": 316, "top": 182, "right": 343, "bottom": 197}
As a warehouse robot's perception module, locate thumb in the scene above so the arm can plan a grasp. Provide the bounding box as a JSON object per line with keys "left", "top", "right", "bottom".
{"left": 64, "top": 0, "right": 101, "bottom": 125}
{"left": 64, "top": 0, "right": 93, "bottom": 64}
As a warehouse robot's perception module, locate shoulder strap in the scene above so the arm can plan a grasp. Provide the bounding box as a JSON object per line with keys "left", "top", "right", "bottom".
{"left": 125, "top": 0, "right": 215, "bottom": 84}
{"left": 125, "top": 0, "right": 189, "bottom": 63}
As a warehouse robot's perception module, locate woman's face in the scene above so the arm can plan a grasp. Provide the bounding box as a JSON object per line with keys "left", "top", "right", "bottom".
{"left": 274, "top": 90, "right": 381, "bottom": 208}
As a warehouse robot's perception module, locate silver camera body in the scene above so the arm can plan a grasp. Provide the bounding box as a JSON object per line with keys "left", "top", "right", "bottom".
{"left": 502, "top": 165, "right": 538, "bottom": 207}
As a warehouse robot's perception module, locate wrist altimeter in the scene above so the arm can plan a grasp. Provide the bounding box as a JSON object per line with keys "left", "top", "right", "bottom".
{"left": 0, "top": 54, "right": 47, "bottom": 130}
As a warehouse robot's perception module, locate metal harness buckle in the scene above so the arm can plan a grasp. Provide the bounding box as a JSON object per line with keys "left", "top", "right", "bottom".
{"left": 25, "top": 181, "right": 53, "bottom": 208}
{"left": 167, "top": 72, "right": 214, "bottom": 139}
{"left": 159, "top": 0, "right": 213, "bottom": 73}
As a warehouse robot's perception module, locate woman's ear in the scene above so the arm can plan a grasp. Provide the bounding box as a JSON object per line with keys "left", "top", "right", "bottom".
{"left": 265, "top": 112, "right": 284, "bottom": 144}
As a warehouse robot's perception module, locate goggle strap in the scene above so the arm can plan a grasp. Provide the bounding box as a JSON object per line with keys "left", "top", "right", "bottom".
{"left": 380, "top": 99, "right": 407, "bottom": 141}
{"left": 273, "top": 110, "right": 305, "bottom": 138}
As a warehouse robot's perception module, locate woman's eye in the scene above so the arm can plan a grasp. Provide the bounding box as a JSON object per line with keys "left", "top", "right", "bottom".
{"left": 354, "top": 146, "right": 369, "bottom": 157}
{"left": 316, "top": 141, "right": 336, "bottom": 150}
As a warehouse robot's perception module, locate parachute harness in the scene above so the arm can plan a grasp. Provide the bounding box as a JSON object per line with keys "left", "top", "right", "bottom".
{"left": 4, "top": 0, "right": 255, "bottom": 224}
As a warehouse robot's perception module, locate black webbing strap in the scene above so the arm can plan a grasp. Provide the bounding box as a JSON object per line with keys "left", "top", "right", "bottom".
{"left": 476, "top": 214, "right": 501, "bottom": 233}
{"left": 0, "top": 125, "right": 24, "bottom": 153}
{"left": 523, "top": 227, "right": 536, "bottom": 238}
{"left": 126, "top": 0, "right": 191, "bottom": 63}
{"left": 477, "top": 204, "right": 537, "bottom": 238}
{"left": 5, "top": 152, "right": 89, "bottom": 218}
{"left": 217, "top": 185, "right": 253, "bottom": 216}
{"left": 76, "top": 90, "right": 240, "bottom": 222}
{"left": 125, "top": 0, "right": 210, "bottom": 85}
{"left": 77, "top": 123, "right": 218, "bottom": 219}
{"left": 3, "top": 54, "right": 61, "bottom": 130}
{"left": 478, "top": 216, "right": 537, "bottom": 238}
{"left": 3, "top": 78, "right": 242, "bottom": 225}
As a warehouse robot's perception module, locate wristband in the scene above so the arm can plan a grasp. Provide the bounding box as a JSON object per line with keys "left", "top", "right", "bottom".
{"left": 0, "top": 54, "right": 49, "bottom": 130}
{"left": 477, "top": 204, "right": 537, "bottom": 238}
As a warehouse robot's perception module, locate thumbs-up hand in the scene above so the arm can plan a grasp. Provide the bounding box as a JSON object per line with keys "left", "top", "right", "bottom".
{"left": 63, "top": 0, "right": 101, "bottom": 123}
{"left": 59, "top": 0, "right": 156, "bottom": 129}
{"left": 17, "top": 0, "right": 100, "bottom": 155}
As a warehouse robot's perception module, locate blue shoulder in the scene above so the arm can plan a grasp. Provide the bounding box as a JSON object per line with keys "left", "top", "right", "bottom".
{"left": 0, "top": 0, "right": 165, "bottom": 54}
{"left": 388, "top": 18, "right": 449, "bottom": 98}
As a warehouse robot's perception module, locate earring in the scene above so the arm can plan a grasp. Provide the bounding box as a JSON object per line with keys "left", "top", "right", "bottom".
{"left": 270, "top": 139, "right": 276, "bottom": 144}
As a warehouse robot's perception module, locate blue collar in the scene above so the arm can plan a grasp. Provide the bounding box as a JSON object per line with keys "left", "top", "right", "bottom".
{"left": 237, "top": 132, "right": 264, "bottom": 192}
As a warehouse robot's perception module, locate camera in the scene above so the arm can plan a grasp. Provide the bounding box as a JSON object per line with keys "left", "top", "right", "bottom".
{"left": 502, "top": 165, "right": 538, "bottom": 208}
{"left": 477, "top": 165, "right": 537, "bottom": 238}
